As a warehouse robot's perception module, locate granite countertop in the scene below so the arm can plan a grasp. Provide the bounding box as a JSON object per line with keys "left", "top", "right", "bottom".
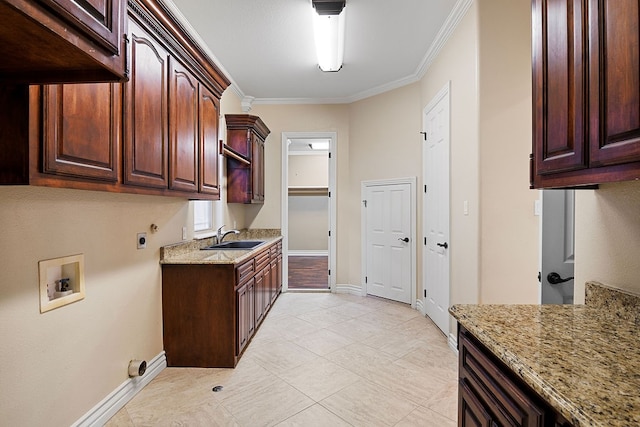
{"left": 160, "top": 229, "right": 282, "bottom": 265}
{"left": 449, "top": 282, "right": 640, "bottom": 427}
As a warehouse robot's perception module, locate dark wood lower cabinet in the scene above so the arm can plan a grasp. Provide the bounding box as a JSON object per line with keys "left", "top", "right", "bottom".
{"left": 458, "top": 326, "right": 572, "bottom": 427}
{"left": 162, "top": 240, "right": 282, "bottom": 368}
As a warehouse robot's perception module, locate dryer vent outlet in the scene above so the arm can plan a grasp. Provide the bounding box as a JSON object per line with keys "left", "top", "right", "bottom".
{"left": 128, "top": 359, "right": 147, "bottom": 377}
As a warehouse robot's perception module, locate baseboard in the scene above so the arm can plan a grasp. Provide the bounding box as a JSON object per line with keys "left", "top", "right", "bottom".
{"left": 334, "top": 283, "right": 364, "bottom": 296}
{"left": 288, "top": 250, "right": 328, "bottom": 257}
{"left": 72, "top": 351, "right": 167, "bottom": 427}
{"left": 448, "top": 333, "right": 458, "bottom": 354}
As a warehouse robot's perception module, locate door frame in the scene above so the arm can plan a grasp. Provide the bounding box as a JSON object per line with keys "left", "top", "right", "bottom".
{"left": 281, "top": 131, "right": 337, "bottom": 292}
{"left": 422, "top": 81, "right": 451, "bottom": 337}
{"left": 361, "top": 177, "right": 417, "bottom": 307}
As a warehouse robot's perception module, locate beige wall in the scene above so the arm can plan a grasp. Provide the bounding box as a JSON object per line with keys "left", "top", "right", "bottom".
{"left": 574, "top": 181, "right": 640, "bottom": 303}
{"left": 0, "top": 89, "right": 247, "bottom": 426}
{"left": 477, "top": 0, "right": 539, "bottom": 303}
{"left": 420, "top": 1, "right": 480, "bottom": 326}
{"left": 288, "top": 154, "right": 329, "bottom": 251}
{"left": 0, "top": 187, "right": 186, "bottom": 426}
{"left": 288, "top": 154, "right": 329, "bottom": 187}
{"left": 347, "top": 84, "right": 422, "bottom": 286}
{"left": 288, "top": 196, "right": 329, "bottom": 251}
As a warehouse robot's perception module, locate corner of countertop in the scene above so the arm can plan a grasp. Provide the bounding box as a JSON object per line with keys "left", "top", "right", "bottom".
{"left": 585, "top": 281, "right": 640, "bottom": 324}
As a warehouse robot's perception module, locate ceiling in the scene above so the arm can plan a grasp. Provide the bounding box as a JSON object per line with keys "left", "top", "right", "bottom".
{"left": 168, "top": 0, "right": 463, "bottom": 104}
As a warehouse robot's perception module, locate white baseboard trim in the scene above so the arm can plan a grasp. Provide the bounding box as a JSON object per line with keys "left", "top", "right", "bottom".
{"left": 448, "top": 333, "right": 458, "bottom": 354}
{"left": 288, "top": 250, "right": 329, "bottom": 257}
{"left": 72, "top": 351, "right": 167, "bottom": 427}
{"left": 334, "top": 283, "right": 363, "bottom": 296}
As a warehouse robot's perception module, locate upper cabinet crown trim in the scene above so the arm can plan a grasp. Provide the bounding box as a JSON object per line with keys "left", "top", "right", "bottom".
{"left": 225, "top": 114, "right": 271, "bottom": 141}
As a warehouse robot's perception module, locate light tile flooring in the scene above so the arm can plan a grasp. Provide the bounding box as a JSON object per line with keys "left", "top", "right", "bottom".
{"left": 106, "top": 292, "right": 458, "bottom": 427}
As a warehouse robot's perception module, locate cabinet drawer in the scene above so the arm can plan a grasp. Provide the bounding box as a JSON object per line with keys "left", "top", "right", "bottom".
{"left": 236, "top": 259, "right": 254, "bottom": 286}
{"left": 459, "top": 330, "right": 544, "bottom": 427}
{"left": 255, "top": 249, "right": 270, "bottom": 271}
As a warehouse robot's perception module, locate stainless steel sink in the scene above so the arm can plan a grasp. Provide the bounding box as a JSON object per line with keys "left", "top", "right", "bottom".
{"left": 202, "top": 240, "right": 265, "bottom": 250}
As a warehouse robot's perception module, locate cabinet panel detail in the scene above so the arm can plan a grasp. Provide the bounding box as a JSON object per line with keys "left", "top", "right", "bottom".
{"left": 533, "top": 0, "right": 587, "bottom": 175}
{"left": 589, "top": 0, "right": 640, "bottom": 166}
{"left": 124, "top": 18, "right": 170, "bottom": 189}
{"left": 199, "top": 85, "right": 221, "bottom": 196}
{"left": 42, "top": 83, "right": 120, "bottom": 182}
{"left": 169, "top": 58, "right": 199, "bottom": 192}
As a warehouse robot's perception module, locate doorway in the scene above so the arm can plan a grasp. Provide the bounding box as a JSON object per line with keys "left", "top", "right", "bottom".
{"left": 281, "top": 132, "right": 337, "bottom": 292}
{"left": 423, "top": 82, "right": 451, "bottom": 336}
{"left": 361, "top": 178, "right": 417, "bottom": 305}
{"left": 540, "top": 189, "right": 575, "bottom": 304}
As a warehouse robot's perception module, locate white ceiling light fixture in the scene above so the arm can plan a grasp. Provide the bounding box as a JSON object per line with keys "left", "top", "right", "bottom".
{"left": 312, "top": 0, "right": 346, "bottom": 72}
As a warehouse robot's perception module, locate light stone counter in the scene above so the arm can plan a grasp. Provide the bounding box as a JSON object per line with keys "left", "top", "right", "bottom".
{"left": 449, "top": 282, "right": 640, "bottom": 427}
{"left": 160, "top": 229, "right": 282, "bottom": 265}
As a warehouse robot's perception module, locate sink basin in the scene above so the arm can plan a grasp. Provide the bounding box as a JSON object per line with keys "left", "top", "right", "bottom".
{"left": 202, "top": 240, "right": 265, "bottom": 250}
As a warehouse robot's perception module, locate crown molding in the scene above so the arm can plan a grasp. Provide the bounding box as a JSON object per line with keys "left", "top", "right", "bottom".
{"left": 415, "top": 0, "right": 474, "bottom": 79}
{"left": 159, "top": 0, "right": 245, "bottom": 100}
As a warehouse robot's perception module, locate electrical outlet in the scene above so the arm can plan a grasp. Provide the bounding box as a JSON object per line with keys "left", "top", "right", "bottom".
{"left": 137, "top": 232, "right": 147, "bottom": 249}
{"left": 182, "top": 227, "right": 187, "bottom": 240}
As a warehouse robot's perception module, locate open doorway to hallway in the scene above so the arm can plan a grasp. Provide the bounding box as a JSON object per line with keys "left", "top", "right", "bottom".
{"left": 281, "top": 132, "right": 336, "bottom": 292}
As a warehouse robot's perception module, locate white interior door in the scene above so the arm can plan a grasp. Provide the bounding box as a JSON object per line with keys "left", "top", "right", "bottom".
{"left": 541, "top": 190, "right": 575, "bottom": 304}
{"left": 423, "top": 83, "right": 450, "bottom": 335}
{"left": 364, "top": 182, "right": 413, "bottom": 304}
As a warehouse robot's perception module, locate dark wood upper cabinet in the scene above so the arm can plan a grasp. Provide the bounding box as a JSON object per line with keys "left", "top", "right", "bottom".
{"left": 169, "top": 58, "right": 199, "bottom": 193}
{"left": 588, "top": 0, "right": 640, "bottom": 167}
{"left": 531, "top": 0, "right": 640, "bottom": 188}
{"left": 226, "top": 114, "right": 270, "bottom": 204}
{"left": 532, "top": 0, "right": 587, "bottom": 176}
{"left": 199, "top": 85, "right": 221, "bottom": 197}
{"left": 0, "top": 0, "right": 126, "bottom": 83}
{"left": 123, "top": 17, "right": 170, "bottom": 189}
{"left": 0, "top": 0, "right": 230, "bottom": 199}
{"left": 41, "top": 83, "right": 121, "bottom": 182}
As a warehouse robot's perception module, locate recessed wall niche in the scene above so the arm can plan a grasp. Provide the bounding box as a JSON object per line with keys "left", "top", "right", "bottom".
{"left": 39, "top": 254, "right": 85, "bottom": 313}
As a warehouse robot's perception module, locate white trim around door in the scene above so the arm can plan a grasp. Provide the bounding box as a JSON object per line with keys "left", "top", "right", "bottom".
{"left": 281, "top": 132, "right": 337, "bottom": 293}
{"left": 361, "top": 177, "right": 417, "bottom": 308}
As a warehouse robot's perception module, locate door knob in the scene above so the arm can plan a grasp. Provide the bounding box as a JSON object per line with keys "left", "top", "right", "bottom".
{"left": 437, "top": 242, "right": 448, "bottom": 249}
{"left": 547, "top": 272, "right": 574, "bottom": 285}
{"left": 398, "top": 237, "right": 409, "bottom": 243}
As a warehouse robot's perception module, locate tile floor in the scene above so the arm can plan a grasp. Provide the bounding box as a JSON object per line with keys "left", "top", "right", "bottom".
{"left": 106, "top": 292, "right": 458, "bottom": 426}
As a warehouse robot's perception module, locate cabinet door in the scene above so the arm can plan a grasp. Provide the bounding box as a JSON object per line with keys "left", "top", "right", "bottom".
{"left": 40, "top": 0, "right": 122, "bottom": 54}
{"left": 41, "top": 83, "right": 120, "bottom": 182}
{"left": 251, "top": 134, "right": 265, "bottom": 202}
{"left": 459, "top": 379, "right": 494, "bottom": 427}
{"left": 199, "top": 84, "right": 221, "bottom": 197}
{"left": 169, "top": 58, "right": 198, "bottom": 192}
{"left": 236, "top": 282, "right": 249, "bottom": 355}
{"left": 262, "top": 263, "right": 271, "bottom": 314}
{"left": 589, "top": 0, "right": 640, "bottom": 166}
{"left": 124, "top": 18, "right": 169, "bottom": 189}
{"left": 532, "top": 0, "right": 588, "bottom": 175}
{"left": 255, "top": 271, "right": 265, "bottom": 325}
{"left": 270, "top": 258, "right": 278, "bottom": 304}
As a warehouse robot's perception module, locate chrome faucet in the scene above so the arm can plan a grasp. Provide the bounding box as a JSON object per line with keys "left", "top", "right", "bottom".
{"left": 216, "top": 225, "right": 240, "bottom": 243}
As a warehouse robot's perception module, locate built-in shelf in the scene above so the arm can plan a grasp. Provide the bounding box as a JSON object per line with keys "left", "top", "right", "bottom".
{"left": 221, "top": 141, "right": 250, "bottom": 165}
{"left": 288, "top": 186, "right": 329, "bottom": 196}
